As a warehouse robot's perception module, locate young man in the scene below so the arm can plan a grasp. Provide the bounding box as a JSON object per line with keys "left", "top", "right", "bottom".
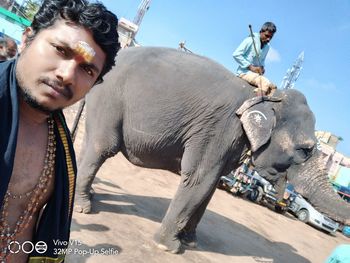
{"left": 0, "top": 0, "right": 120, "bottom": 262}
{"left": 233, "top": 22, "right": 277, "bottom": 96}
{"left": 0, "top": 36, "right": 17, "bottom": 61}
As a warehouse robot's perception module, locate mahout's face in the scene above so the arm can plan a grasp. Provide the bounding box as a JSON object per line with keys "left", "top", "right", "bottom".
{"left": 260, "top": 30, "right": 274, "bottom": 45}
{"left": 16, "top": 19, "right": 106, "bottom": 113}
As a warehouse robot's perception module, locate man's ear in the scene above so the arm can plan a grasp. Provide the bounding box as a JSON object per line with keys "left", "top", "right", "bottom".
{"left": 19, "top": 27, "right": 34, "bottom": 53}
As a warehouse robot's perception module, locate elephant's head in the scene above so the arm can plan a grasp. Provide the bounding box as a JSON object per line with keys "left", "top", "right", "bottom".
{"left": 237, "top": 90, "right": 350, "bottom": 224}
{"left": 237, "top": 89, "right": 316, "bottom": 189}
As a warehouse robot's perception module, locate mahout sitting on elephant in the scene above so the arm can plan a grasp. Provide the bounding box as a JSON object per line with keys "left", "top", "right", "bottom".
{"left": 74, "top": 47, "right": 316, "bottom": 253}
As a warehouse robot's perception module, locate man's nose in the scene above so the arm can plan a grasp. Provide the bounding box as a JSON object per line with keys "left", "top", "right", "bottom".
{"left": 55, "top": 59, "right": 77, "bottom": 85}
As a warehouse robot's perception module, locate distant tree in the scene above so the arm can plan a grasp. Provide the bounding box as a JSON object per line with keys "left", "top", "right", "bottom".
{"left": 23, "top": 0, "right": 42, "bottom": 21}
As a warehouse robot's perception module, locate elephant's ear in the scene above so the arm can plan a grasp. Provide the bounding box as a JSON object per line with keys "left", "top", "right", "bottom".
{"left": 236, "top": 97, "right": 279, "bottom": 152}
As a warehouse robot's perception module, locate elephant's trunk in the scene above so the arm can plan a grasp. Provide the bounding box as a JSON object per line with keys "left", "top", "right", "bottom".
{"left": 288, "top": 151, "right": 350, "bottom": 225}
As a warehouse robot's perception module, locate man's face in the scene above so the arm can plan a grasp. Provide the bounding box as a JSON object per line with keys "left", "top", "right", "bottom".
{"left": 0, "top": 42, "right": 8, "bottom": 60}
{"left": 6, "top": 39, "right": 17, "bottom": 58}
{"left": 16, "top": 19, "right": 106, "bottom": 113}
{"left": 260, "top": 30, "right": 274, "bottom": 45}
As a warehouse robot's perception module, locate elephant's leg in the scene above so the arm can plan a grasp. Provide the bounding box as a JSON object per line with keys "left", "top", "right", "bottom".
{"left": 74, "top": 119, "right": 122, "bottom": 214}
{"left": 179, "top": 183, "right": 218, "bottom": 248}
{"left": 154, "top": 142, "right": 228, "bottom": 253}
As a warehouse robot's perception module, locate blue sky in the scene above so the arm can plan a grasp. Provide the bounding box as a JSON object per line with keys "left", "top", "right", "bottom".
{"left": 102, "top": 0, "right": 350, "bottom": 156}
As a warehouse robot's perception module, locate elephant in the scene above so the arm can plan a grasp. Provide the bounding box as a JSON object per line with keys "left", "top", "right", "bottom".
{"left": 287, "top": 150, "right": 350, "bottom": 225}
{"left": 74, "top": 47, "right": 317, "bottom": 253}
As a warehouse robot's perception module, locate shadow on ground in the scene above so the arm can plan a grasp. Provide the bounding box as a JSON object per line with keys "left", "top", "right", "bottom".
{"left": 66, "top": 218, "right": 121, "bottom": 263}
{"left": 68, "top": 176, "right": 310, "bottom": 263}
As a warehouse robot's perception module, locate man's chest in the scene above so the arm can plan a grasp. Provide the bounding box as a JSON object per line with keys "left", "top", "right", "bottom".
{"left": 9, "top": 120, "right": 56, "bottom": 208}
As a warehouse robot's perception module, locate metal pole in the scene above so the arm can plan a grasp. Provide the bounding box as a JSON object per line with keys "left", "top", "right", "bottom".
{"left": 248, "top": 24, "right": 263, "bottom": 95}
{"left": 248, "top": 24, "right": 261, "bottom": 67}
{"left": 71, "top": 99, "right": 85, "bottom": 142}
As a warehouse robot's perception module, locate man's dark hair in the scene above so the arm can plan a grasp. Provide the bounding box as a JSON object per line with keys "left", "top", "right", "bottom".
{"left": 260, "top": 22, "right": 277, "bottom": 34}
{"left": 29, "top": 0, "right": 120, "bottom": 82}
{"left": 0, "top": 36, "right": 17, "bottom": 48}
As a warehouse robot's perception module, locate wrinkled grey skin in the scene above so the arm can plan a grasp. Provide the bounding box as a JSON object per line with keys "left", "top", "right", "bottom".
{"left": 74, "top": 47, "right": 316, "bottom": 253}
{"left": 288, "top": 150, "right": 350, "bottom": 225}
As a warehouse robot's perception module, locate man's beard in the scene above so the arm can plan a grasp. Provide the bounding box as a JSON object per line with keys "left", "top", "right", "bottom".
{"left": 16, "top": 71, "right": 61, "bottom": 115}
{"left": 18, "top": 87, "right": 60, "bottom": 115}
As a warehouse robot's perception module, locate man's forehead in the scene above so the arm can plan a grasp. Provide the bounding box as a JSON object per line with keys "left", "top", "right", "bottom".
{"left": 42, "top": 20, "right": 106, "bottom": 73}
{"left": 73, "top": 41, "right": 96, "bottom": 63}
{"left": 51, "top": 35, "right": 102, "bottom": 74}
{"left": 8, "top": 42, "right": 16, "bottom": 48}
{"left": 54, "top": 37, "right": 96, "bottom": 61}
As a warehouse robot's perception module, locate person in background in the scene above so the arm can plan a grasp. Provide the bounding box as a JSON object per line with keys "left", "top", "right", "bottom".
{"left": 233, "top": 22, "right": 277, "bottom": 96}
{"left": 0, "top": 0, "right": 120, "bottom": 262}
{"left": 0, "top": 36, "right": 18, "bottom": 61}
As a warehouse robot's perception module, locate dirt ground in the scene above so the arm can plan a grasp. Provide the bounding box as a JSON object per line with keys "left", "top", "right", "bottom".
{"left": 63, "top": 104, "right": 349, "bottom": 263}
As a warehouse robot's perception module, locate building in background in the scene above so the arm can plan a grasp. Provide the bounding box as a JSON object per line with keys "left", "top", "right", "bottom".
{"left": 316, "top": 131, "right": 350, "bottom": 187}
{"left": 117, "top": 0, "right": 151, "bottom": 48}
{"left": 118, "top": 17, "right": 139, "bottom": 48}
{"left": 0, "top": 6, "right": 30, "bottom": 42}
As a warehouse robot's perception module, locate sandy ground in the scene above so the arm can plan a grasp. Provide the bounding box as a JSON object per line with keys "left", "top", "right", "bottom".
{"left": 63, "top": 103, "right": 349, "bottom": 263}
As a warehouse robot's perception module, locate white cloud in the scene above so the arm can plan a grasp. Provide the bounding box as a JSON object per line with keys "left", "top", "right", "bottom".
{"left": 266, "top": 47, "right": 281, "bottom": 63}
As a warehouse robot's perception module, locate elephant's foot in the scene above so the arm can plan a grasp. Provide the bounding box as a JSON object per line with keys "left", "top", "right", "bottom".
{"left": 74, "top": 194, "right": 92, "bottom": 214}
{"left": 154, "top": 230, "right": 182, "bottom": 254}
{"left": 178, "top": 230, "right": 198, "bottom": 248}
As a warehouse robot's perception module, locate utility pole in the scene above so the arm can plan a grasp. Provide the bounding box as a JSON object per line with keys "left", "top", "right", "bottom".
{"left": 133, "top": 0, "right": 151, "bottom": 28}
{"left": 280, "top": 51, "right": 304, "bottom": 89}
{"left": 117, "top": 0, "right": 151, "bottom": 48}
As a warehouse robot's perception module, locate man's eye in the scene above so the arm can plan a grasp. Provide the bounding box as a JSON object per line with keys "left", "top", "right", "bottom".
{"left": 82, "top": 65, "right": 93, "bottom": 76}
{"left": 55, "top": 45, "right": 66, "bottom": 56}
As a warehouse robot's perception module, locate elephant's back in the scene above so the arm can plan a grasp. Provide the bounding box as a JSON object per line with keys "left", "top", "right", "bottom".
{"left": 115, "top": 46, "right": 245, "bottom": 95}
{"left": 108, "top": 47, "right": 252, "bottom": 109}
{"left": 88, "top": 47, "right": 252, "bottom": 157}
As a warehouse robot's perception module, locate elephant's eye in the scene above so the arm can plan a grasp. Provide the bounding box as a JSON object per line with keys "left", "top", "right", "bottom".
{"left": 296, "top": 146, "right": 314, "bottom": 161}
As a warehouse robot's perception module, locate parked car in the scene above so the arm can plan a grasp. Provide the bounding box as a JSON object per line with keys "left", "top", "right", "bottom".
{"left": 334, "top": 185, "right": 350, "bottom": 203}
{"left": 220, "top": 165, "right": 339, "bottom": 235}
{"left": 288, "top": 194, "right": 339, "bottom": 234}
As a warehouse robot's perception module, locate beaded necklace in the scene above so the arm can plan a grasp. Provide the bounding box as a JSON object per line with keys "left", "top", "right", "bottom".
{"left": 0, "top": 117, "right": 56, "bottom": 262}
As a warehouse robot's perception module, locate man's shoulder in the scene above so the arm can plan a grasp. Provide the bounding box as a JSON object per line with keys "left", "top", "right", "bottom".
{"left": 0, "top": 60, "right": 9, "bottom": 69}
{"left": 235, "top": 36, "right": 253, "bottom": 51}
{"left": 0, "top": 59, "right": 13, "bottom": 74}
{"left": 0, "top": 60, "right": 12, "bottom": 94}
{"left": 242, "top": 35, "right": 254, "bottom": 44}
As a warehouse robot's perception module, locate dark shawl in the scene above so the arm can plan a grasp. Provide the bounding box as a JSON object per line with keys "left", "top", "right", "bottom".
{"left": 0, "top": 59, "right": 77, "bottom": 263}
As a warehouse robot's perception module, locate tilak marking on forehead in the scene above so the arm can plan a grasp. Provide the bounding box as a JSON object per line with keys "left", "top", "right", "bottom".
{"left": 73, "top": 40, "right": 96, "bottom": 63}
